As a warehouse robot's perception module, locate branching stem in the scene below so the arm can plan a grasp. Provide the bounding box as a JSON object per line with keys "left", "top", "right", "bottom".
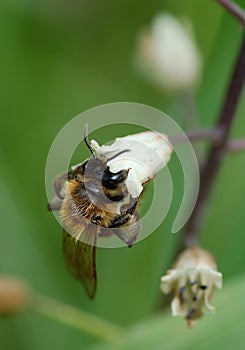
{"left": 170, "top": 128, "right": 223, "bottom": 144}
{"left": 227, "top": 138, "right": 245, "bottom": 152}
{"left": 171, "top": 129, "right": 245, "bottom": 153}
{"left": 182, "top": 32, "right": 245, "bottom": 247}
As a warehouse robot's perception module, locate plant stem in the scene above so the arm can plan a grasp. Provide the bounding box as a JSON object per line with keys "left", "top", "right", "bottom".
{"left": 182, "top": 32, "right": 245, "bottom": 247}
{"left": 170, "top": 128, "right": 223, "bottom": 144}
{"left": 215, "top": 0, "right": 245, "bottom": 26}
{"left": 171, "top": 130, "right": 245, "bottom": 153}
{"left": 31, "top": 293, "right": 124, "bottom": 343}
{"left": 227, "top": 138, "right": 245, "bottom": 152}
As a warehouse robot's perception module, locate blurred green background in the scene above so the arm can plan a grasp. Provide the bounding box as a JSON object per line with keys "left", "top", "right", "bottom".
{"left": 0, "top": 0, "right": 245, "bottom": 349}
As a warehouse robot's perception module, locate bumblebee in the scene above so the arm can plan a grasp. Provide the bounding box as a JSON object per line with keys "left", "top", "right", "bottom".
{"left": 48, "top": 125, "right": 140, "bottom": 299}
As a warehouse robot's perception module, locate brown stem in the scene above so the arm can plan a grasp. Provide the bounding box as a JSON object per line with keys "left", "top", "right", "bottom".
{"left": 215, "top": 0, "right": 245, "bottom": 26}
{"left": 170, "top": 128, "right": 223, "bottom": 144}
{"left": 183, "top": 32, "right": 245, "bottom": 247}
{"left": 171, "top": 130, "right": 245, "bottom": 153}
{"left": 227, "top": 138, "right": 245, "bottom": 152}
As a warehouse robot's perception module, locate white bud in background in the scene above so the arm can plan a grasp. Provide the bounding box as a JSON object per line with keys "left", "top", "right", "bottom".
{"left": 136, "top": 13, "right": 202, "bottom": 92}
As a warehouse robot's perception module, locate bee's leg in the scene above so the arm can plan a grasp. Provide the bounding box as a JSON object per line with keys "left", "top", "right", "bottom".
{"left": 109, "top": 198, "right": 140, "bottom": 246}
{"left": 110, "top": 198, "right": 139, "bottom": 227}
{"left": 109, "top": 214, "right": 130, "bottom": 228}
{"left": 120, "top": 197, "right": 139, "bottom": 216}
{"left": 126, "top": 197, "right": 139, "bottom": 215}
{"left": 53, "top": 173, "right": 69, "bottom": 199}
{"left": 47, "top": 196, "right": 63, "bottom": 211}
{"left": 48, "top": 171, "right": 73, "bottom": 211}
{"left": 109, "top": 213, "right": 140, "bottom": 247}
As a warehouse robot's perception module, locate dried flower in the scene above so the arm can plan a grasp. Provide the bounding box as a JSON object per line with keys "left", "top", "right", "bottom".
{"left": 160, "top": 246, "right": 222, "bottom": 327}
{"left": 0, "top": 276, "right": 30, "bottom": 315}
{"left": 136, "top": 13, "right": 201, "bottom": 92}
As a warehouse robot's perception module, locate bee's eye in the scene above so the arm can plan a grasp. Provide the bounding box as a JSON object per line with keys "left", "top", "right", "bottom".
{"left": 102, "top": 169, "right": 128, "bottom": 189}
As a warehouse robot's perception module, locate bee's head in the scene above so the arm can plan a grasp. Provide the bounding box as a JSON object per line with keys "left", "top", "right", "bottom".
{"left": 83, "top": 157, "right": 128, "bottom": 189}
{"left": 83, "top": 124, "right": 129, "bottom": 190}
{"left": 102, "top": 168, "right": 128, "bottom": 189}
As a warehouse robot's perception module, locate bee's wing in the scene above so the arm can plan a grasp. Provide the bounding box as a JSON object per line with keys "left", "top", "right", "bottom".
{"left": 63, "top": 225, "right": 98, "bottom": 299}
{"left": 111, "top": 213, "right": 141, "bottom": 247}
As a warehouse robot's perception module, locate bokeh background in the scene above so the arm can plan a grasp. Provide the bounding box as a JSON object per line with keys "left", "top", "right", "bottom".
{"left": 0, "top": 0, "right": 245, "bottom": 349}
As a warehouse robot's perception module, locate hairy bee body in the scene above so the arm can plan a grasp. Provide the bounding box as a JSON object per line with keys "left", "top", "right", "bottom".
{"left": 60, "top": 170, "right": 139, "bottom": 241}
{"left": 49, "top": 151, "right": 140, "bottom": 299}
{"left": 48, "top": 124, "right": 172, "bottom": 299}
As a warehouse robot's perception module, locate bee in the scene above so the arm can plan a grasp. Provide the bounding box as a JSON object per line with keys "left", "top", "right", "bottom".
{"left": 48, "top": 125, "right": 142, "bottom": 299}
{"left": 48, "top": 124, "right": 172, "bottom": 298}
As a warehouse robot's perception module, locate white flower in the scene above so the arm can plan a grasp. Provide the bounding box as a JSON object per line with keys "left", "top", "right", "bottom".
{"left": 136, "top": 13, "right": 201, "bottom": 92}
{"left": 91, "top": 130, "right": 172, "bottom": 198}
{"left": 160, "top": 246, "right": 222, "bottom": 327}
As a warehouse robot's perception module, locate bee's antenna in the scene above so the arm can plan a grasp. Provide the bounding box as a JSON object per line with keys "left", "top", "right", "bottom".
{"left": 107, "top": 149, "right": 130, "bottom": 162}
{"left": 84, "top": 123, "right": 95, "bottom": 156}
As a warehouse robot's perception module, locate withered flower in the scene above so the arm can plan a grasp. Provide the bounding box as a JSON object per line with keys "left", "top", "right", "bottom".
{"left": 160, "top": 246, "right": 222, "bottom": 327}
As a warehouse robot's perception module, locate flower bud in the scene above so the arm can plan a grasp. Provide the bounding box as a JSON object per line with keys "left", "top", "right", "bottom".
{"left": 160, "top": 247, "right": 222, "bottom": 327}
{"left": 0, "top": 276, "right": 30, "bottom": 315}
{"left": 136, "top": 13, "right": 201, "bottom": 92}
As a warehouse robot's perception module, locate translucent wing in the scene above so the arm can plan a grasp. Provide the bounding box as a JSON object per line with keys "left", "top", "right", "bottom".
{"left": 111, "top": 213, "right": 141, "bottom": 247}
{"left": 63, "top": 224, "right": 98, "bottom": 299}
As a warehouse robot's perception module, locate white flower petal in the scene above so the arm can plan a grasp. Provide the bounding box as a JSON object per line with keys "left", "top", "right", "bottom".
{"left": 186, "top": 267, "right": 198, "bottom": 284}
{"left": 177, "top": 271, "right": 188, "bottom": 289}
{"left": 126, "top": 169, "right": 143, "bottom": 198}
{"left": 171, "top": 296, "right": 186, "bottom": 317}
{"left": 91, "top": 131, "right": 172, "bottom": 197}
{"left": 160, "top": 270, "right": 179, "bottom": 294}
{"left": 204, "top": 287, "right": 216, "bottom": 314}
{"left": 210, "top": 271, "right": 223, "bottom": 289}
{"left": 198, "top": 267, "right": 213, "bottom": 288}
{"left": 90, "top": 140, "right": 102, "bottom": 153}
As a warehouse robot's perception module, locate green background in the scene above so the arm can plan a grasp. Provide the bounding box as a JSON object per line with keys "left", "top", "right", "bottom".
{"left": 0, "top": 0, "right": 245, "bottom": 349}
